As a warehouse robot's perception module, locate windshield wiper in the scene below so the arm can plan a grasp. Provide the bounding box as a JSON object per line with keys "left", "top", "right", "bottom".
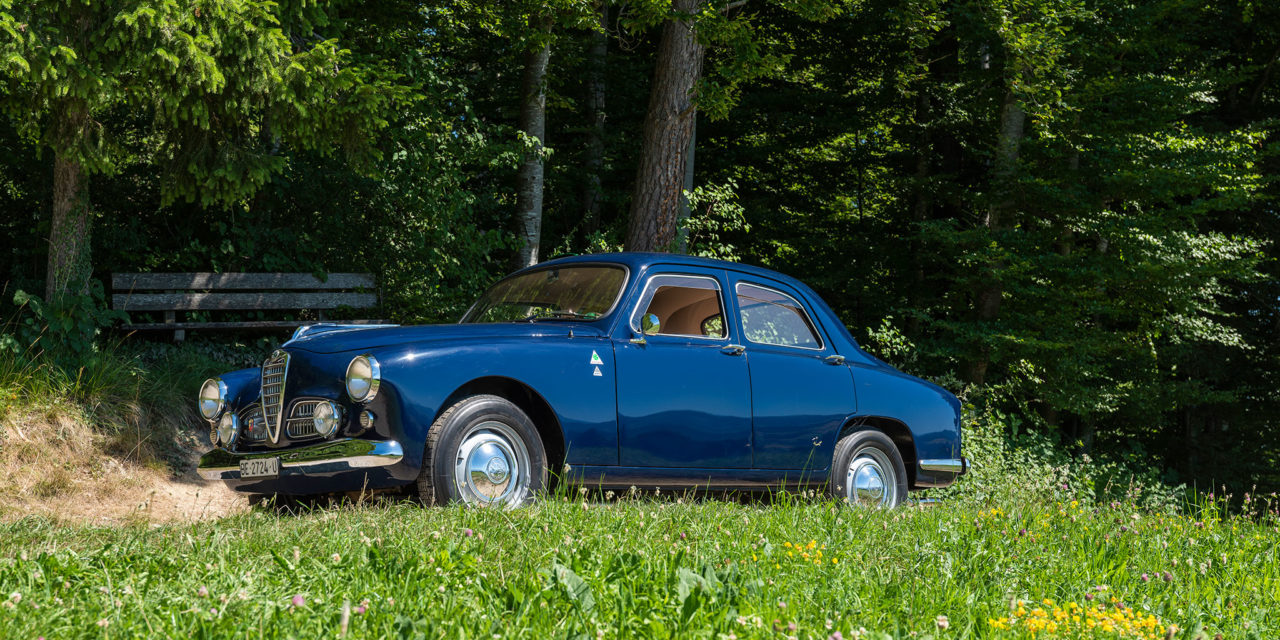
{"left": 521, "top": 310, "right": 598, "bottom": 322}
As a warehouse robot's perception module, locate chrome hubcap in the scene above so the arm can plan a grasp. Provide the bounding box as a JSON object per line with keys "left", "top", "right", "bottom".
{"left": 845, "top": 448, "right": 897, "bottom": 507}
{"left": 454, "top": 421, "right": 531, "bottom": 507}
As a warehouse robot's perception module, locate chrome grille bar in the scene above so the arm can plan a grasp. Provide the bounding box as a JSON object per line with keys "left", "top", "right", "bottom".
{"left": 286, "top": 400, "right": 323, "bottom": 439}
{"left": 260, "top": 350, "right": 290, "bottom": 444}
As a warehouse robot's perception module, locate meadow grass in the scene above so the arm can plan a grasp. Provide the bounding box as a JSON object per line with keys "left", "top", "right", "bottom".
{"left": 0, "top": 491, "right": 1275, "bottom": 639}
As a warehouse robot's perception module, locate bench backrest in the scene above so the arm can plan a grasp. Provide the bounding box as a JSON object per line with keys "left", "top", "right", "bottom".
{"left": 111, "top": 273, "right": 378, "bottom": 312}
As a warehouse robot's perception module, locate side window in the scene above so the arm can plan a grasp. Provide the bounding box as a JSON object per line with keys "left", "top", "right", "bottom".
{"left": 736, "top": 282, "right": 822, "bottom": 349}
{"left": 633, "top": 275, "right": 727, "bottom": 339}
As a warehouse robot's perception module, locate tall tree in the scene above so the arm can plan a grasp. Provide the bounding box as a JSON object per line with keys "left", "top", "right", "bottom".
{"left": 627, "top": 0, "right": 706, "bottom": 252}
{"left": 579, "top": 2, "right": 609, "bottom": 233}
{"left": 625, "top": 0, "right": 841, "bottom": 252}
{"left": 516, "top": 16, "right": 554, "bottom": 267}
{"left": 0, "top": 0, "right": 403, "bottom": 302}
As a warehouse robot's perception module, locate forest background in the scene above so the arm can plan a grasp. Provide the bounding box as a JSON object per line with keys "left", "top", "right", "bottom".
{"left": 1, "top": 0, "right": 1277, "bottom": 494}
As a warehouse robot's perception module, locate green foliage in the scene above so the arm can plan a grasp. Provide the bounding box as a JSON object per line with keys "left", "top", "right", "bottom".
{"left": 0, "top": 0, "right": 408, "bottom": 204}
{"left": 696, "top": 0, "right": 1280, "bottom": 489}
{"left": 933, "top": 399, "right": 1185, "bottom": 514}
{"left": 622, "top": 0, "right": 846, "bottom": 121}
{"left": 682, "top": 180, "right": 750, "bottom": 260}
{"left": 4, "top": 284, "right": 126, "bottom": 364}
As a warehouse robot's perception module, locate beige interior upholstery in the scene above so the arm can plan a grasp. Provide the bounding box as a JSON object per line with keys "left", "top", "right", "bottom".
{"left": 644, "top": 285, "right": 724, "bottom": 337}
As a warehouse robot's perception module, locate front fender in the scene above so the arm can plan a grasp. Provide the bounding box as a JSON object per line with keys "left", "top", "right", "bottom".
{"left": 361, "top": 336, "right": 619, "bottom": 470}
{"left": 217, "top": 367, "right": 261, "bottom": 414}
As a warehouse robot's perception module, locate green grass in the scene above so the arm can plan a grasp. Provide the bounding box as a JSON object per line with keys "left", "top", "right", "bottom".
{"left": 0, "top": 492, "right": 1275, "bottom": 639}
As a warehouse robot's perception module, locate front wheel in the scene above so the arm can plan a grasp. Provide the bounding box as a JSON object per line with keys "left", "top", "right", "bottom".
{"left": 830, "top": 430, "right": 908, "bottom": 508}
{"left": 417, "top": 395, "right": 548, "bottom": 508}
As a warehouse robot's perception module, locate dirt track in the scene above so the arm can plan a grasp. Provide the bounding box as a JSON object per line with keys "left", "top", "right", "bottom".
{"left": 1, "top": 411, "right": 247, "bottom": 525}
{"left": 2, "top": 463, "right": 246, "bottom": 525}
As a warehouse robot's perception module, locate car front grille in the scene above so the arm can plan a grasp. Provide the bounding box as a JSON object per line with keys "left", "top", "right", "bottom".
{"left": 261, "top": 350, "right": 290, "bottom": 443}
{"left": 285, "top": 400, "right": 324, "bottom": 439}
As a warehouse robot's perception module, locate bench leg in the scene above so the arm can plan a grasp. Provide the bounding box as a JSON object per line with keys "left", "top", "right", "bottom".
{"left": 165, "top": 310, "right": 185, "bottom": 342}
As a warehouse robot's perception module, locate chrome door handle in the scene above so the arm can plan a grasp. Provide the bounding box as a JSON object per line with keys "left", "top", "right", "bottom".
{"left": 721, "top": 344, "right": 746, "bottom": 356}
{"left": 824, "top": 354, "right": 846, "bottom": 365}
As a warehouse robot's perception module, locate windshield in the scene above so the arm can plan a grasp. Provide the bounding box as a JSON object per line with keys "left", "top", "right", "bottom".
{"left": 461, "top": 265, "right": 627, "bottom": 323}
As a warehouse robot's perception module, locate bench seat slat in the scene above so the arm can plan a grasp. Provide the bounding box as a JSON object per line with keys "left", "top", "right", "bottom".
{"left": 112, "top": 273, "right": 376, "bottom": 291}
{"left": 112, "top": 292, "right": 378, "bottom": 311}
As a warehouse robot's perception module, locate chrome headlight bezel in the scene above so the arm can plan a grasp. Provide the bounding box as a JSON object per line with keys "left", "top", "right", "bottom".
{"left": 345, "top": 354, "right": 381, "bottom": 404}
{"left": 313, "top": 401, "right": 344, "bottom": 439}
{"left": 199, "top": 378, "right": 229, "bottom": 421}
{"left": 217, "top": 412, "right": 240, "bottom": 448}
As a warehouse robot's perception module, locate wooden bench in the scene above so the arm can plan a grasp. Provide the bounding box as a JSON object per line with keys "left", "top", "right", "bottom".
{"left": 112, "top": 272, "right": 382, "bottom": 340}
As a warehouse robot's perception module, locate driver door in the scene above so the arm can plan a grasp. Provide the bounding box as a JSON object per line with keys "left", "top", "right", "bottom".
{"left": 613, "top": 268, "right": 753, "bottom": 468}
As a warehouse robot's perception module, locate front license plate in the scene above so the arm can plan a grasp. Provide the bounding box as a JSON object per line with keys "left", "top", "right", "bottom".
{"left": 239, "top": 457, "right": 280, "bottom": 479}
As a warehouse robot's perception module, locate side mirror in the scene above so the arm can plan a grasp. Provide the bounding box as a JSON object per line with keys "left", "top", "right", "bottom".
{"left": 640, "top": 313, "right": 661, "bottom": 336}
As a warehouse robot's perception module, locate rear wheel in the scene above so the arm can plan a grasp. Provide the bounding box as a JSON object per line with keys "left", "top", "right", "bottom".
{"left": 830, "top": 429, "right": 908, "bottom": 508}
{"left": 417, "top": 394, "right": 548, "bottom": 508}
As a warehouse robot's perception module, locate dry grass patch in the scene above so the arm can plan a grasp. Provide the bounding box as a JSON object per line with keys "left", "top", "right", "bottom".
{"left": 0, "top": 347, "right": 249, "bottom": 524}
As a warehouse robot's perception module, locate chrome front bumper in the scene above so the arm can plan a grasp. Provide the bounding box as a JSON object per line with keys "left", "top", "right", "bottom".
{"left": 197, "top": 438, "right": 405, "bottom": 481}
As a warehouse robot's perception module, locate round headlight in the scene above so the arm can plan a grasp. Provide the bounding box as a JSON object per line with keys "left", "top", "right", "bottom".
{"left": 199, "top": 378, "right": 228, "bottom": 421}
{"left": 217, "top": 412, "right": 240, "bottom": 448}
{"left": 345, "top": 355, "right": 381, "bottom": 403}
{"left": 313, "top": 401, "right": 344, "bottom": 438}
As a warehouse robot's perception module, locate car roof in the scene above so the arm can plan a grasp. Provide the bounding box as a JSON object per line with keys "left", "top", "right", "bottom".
{"left": 534, "top": 252, "right": 810, "bottom": 290}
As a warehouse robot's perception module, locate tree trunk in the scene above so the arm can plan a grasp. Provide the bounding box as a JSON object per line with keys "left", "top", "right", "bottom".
{"left": 965, "top": 89, "right": 1025, "bottom": 385}
{"left": 516, "top": 21, "right": 552, "bottom": 268}
{"left": 46, "top": 99, "right": 93, "bottom": 301}
{"left": 1079, "top": 417, "right": 1096, "bottom": 456}
{"left": 676, "top": 116, "right": 696, "bottom": 252}
{"left": 626, "top": 0, "right": 705, "bottom": 252}
{"left": 580, "top": 5, "right": 608, "bottom": 237}
{"left": 581, "top": 6, "right": 609, "bottom": 236}
{"left": 907, "top": 85, "right": 931, "bottom": 338}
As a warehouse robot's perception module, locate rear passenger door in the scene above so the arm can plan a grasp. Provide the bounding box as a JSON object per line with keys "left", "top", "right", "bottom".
{"left": 730, "top": 276, "right": 855, "bottom": 471}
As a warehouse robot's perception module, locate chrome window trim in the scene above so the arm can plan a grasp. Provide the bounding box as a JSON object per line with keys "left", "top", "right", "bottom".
{"left": 734, "top": 281, "right": 825, "bottom": 351}
{"left": 459, "top": 263, "right": 631, "bottom": 324}
{"left": 628, "top": 273, "right": 729, "bottom": 341}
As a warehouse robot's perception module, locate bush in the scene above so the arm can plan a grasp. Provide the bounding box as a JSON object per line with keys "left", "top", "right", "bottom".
{"left": 932, "top": 399, "right": 1185, "bottom": 513}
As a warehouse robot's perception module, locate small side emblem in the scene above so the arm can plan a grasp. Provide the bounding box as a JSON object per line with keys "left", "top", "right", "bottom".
{"left": 592, "top": 366, "right": 603, "bottom": 377}
{"left": 590, "top": 350, "right": 604, "bottom": 365}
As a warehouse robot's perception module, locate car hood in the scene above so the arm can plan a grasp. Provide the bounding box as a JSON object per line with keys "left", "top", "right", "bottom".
{"left": 283, "top": 322, "right": 607, "bottom": 354}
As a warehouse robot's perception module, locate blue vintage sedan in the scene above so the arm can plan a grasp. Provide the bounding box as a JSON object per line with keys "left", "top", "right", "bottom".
{"left": 197, "top": 253, "right": 966, "bottom": 507}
